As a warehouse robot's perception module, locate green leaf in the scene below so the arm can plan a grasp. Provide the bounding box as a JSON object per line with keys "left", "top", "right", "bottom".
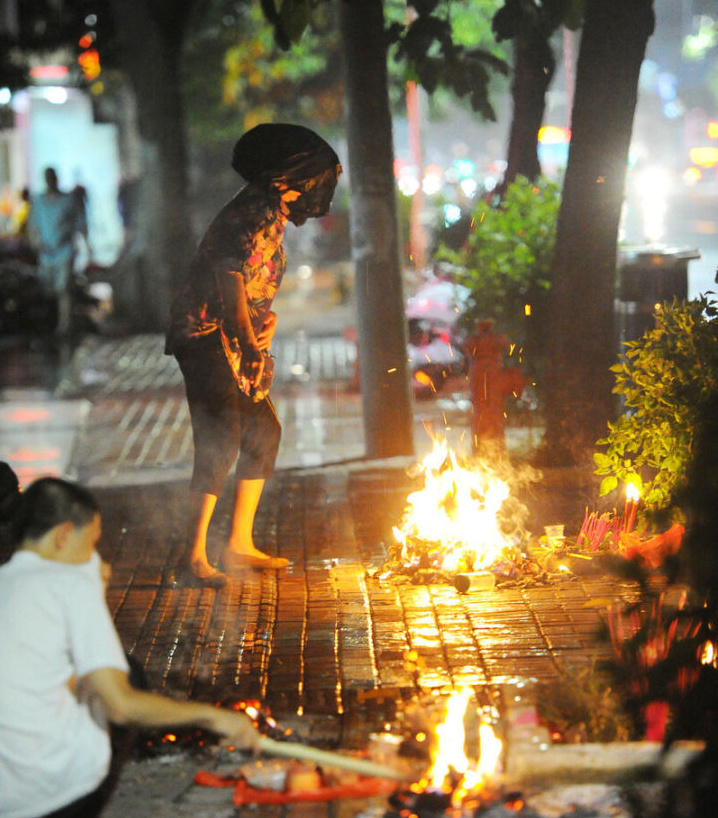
{"left": 594, "top": 295, "right": 718, "bottom": 513}
{"left": 599, "top": 475, "right": 619, "bottom": 496}
{"left": 593, "top": 452, "right": 612, "bottom": 470}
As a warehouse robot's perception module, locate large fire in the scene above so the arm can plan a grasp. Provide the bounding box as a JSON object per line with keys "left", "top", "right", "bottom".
{"left": 421, "top": 688, "right": 502, "bottom": 806}
{"left": 392, "top": 439, "right": 516, "bottom": 573}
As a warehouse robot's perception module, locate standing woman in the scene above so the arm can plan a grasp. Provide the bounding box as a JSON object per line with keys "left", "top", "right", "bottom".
{"left": 165, "top": 124, "right": 341, "bottom": 587}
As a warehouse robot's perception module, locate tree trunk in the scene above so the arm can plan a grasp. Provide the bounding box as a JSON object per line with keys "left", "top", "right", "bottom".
{"left": 541, "top": 0, "right": 655, "bottom": 465}
{"left": 339, "top": 0, "right": 414, "bottom": 459}
{"left": 502, "top": 30, "right": 555, "bottom": 189}
{"left": 108, "top": 0, "right": 196, "bottom": 331}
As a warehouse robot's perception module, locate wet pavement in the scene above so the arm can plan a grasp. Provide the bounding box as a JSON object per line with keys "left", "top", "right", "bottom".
{"left": 0, "top": 314, "right": 656, "bottom": 817}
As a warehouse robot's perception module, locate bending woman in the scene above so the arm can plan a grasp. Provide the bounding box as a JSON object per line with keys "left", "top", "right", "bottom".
{"left": 165, "top": 124, "right": 341, "bottom": 587}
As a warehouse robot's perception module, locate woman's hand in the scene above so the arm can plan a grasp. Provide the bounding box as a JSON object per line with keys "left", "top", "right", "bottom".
{"left": 240, "top": 342, "right": 265, "bottom": 388}
{"left": 256, "top": 311, "right": 278, "bottom": 352}
{"left": 208, "top": 709, "right": 262, "bottom": 752}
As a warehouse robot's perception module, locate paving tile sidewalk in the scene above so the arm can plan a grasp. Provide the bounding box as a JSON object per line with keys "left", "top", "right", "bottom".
{"left": 9, "top": 332, "right": 661, "bottom": 817}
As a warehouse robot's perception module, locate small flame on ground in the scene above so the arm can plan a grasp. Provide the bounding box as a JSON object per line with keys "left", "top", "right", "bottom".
{"left": 423, "top": 689, "right": 502, "bottom": 806}
{"left": 393, "top": 439, "right": 513, "bottom": 572}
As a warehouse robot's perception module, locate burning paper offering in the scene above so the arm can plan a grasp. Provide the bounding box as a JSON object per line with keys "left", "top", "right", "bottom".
{"left": 387, "top": 688, "right": 503, "bottom": 815}
{"left": 379, "top": 439, "right": 537, "bottom": 584}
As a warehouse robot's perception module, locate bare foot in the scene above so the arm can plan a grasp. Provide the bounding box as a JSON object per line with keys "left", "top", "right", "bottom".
{"left": 190, "top": 560, "right": 229, "bottom": 588}
{"left": 222, "top": 548, "right": 289, "bottom": 571}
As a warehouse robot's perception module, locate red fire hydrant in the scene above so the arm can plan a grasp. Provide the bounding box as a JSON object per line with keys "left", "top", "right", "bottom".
{"left": 464, "top": 320, "right": 529, "bottom": 451}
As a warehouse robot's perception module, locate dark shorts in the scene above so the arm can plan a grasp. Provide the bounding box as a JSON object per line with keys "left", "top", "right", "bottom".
{"left": 38, "top": 780, "right": 108, "bottom": 818}
{"left": 176, "top": 333, "right": 281, "bottom": 496}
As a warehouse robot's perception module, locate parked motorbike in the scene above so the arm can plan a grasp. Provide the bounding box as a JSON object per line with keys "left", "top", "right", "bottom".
{"left": 0, "top": 239, "right": 113, "bottom": 336}
{"left": 406, "top": 277, "right": 470, "bottom": 399}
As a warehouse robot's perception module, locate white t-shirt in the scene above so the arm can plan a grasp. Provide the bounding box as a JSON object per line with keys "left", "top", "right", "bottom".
{"left": 0, "top": 551, "right": 129, "bottom": 818}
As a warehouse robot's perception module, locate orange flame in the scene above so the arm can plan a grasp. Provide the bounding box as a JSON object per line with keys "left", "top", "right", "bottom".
{"left": 393, "top": 440, "right": 513, "bottom": 572}
{"left": 423, "top": 689, "right": 502, "bottom": 806}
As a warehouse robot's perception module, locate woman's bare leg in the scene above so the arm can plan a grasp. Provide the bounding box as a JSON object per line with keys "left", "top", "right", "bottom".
{"left": 187, "top": 491, "right": 221, "bottom": 576}
{"left": 224, "top": 478, "right": 288, "bottom": 568}
{"left": 226, "top": 478, "right": 264, "bottom": 555}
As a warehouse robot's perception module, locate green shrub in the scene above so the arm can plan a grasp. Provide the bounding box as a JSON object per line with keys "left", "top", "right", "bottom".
{"left": 594, "top": 294, "right": 718, "bottom": 516}
{"left": 435, "top": 175, "right": 560, "bottom": 369}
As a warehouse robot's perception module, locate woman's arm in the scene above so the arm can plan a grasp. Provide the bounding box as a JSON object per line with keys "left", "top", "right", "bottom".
{"left": 216, "top": 269, "right": 264, "bottom": 387}
{"left": 256, "top": 311, "right": 278, "bottom": 352}
{"left": 85, "top": 666, "right": 260, "bottom": 749}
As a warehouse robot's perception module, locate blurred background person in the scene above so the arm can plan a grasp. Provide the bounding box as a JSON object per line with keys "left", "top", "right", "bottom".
{"left": 27, "top": 168, "right": 88, "bottom": 336}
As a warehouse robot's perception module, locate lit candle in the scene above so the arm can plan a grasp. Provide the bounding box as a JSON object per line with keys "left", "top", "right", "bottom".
{"left": 623, "top": 483, "right": 640, "bottom": 532}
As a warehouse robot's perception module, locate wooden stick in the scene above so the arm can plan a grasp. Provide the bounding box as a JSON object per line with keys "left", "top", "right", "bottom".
{"left": 258, "top": 736, "right": 408, "bottom": 781}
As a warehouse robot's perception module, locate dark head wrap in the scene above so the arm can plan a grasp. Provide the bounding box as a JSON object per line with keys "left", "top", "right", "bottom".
{"left": 232, "top": 123, "right": 341, "bottom": 224}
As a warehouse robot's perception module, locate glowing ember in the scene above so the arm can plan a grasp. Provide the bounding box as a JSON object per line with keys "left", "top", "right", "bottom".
{"left": 422, "top": 688, "right": 502, "bottom": 806}
{"left": 393, "top": 439, "right": 514, "bottom": 572}
{"left": 700, "top": 640, "right": 718, "bottom": 667}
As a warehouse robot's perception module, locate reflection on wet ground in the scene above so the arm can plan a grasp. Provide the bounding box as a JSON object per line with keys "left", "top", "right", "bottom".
{"left": 1, "top": 326, "right": 624, "bottom": 743}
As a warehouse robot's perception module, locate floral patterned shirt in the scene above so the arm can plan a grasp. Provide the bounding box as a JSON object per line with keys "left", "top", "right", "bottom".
{"left": 166, "top": 184, "right": 287, "bottom": 398}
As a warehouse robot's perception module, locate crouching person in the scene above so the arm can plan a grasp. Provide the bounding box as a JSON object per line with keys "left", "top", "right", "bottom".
{"left": 0, "top": 478, "right": 260, "bottom": 818}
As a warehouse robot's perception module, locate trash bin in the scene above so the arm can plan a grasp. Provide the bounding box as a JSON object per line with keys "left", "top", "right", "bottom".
{"left": 616, "top": 245, "right": 701, "bottom": 344}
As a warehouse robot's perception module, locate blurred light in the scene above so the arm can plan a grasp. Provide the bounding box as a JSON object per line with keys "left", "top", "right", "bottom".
{"left": 422, "top": 165, "right": 443, "bottom": 196}
{"left": 454, "top": 158, "right": 475, "bottom": 179}
{"left": 690, "top": 146, "right": 718, "bottom": 167}
{"left": 656, "top": 72, "right": 677, "bottom": 102}
{"left": 42, "top": 87, "right": 68, "bottom": 105}
{"left": 443, "top": 203, "right": 462, "bottom": 227}
{"left": 635, "top": 166, "right": 671, "bottom": 198}
{"left": 524, "top": 304, "right": 532, "bottom": 316}
{"left": 538, "top": 125, "right": 571, "bottom": 144}
{"left": 29, "top": 65, "right": 69, "bottom": 80}
{"left": 395, "top": 159, "right": 420, "bottom": 196}
{"left": 635, "top": 166, "right": 670, "bottom": 242}
{"left": 85, "top": 14, "right": 98, "bottom": 26}
{"left": 484, "top": 175, "right": 498, "bottom": 192}
{"left": 8, "top": 448, "right": 61, "bottom": 462}
{"left": 683, "top": 18, "right": 717, "bottom": 60}
{"left": 78, "top": 32, "right": 95, "bottom": 49}
{"left": 398, "top": 174, "right": 420, "bottom": 196}
{"left": 459, "top": 178, "right": 478, "bottom": 198}
{"left": 663, "top": 100, "right": 684, "bottom": 120}
{"left": 0, "top": 88, "right": 11, "bottom": 105}
{"left": 4, "top": 406, "right": 50, "bottom": 423}
{"left": 78, "top": 49, "right": 101, "bottom": 81}
{"left": 297, "top": 264, "right": 313, "bottom": 280}
{"left": 682, "top": 166, "right": 702, "bottom": 185}
{"left": 708, "top": 121, "right": 718, "bottom": 139}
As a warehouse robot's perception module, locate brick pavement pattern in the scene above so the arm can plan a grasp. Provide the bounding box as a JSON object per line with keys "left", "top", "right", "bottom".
{"left": 51, "top": 333, "right": 658, "bottom": 816}
{"left": 58, "top": 334, "right": 641, "bottom": 720}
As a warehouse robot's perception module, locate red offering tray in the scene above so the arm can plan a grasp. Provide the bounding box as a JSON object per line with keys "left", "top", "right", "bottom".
{"left": 195, "top": 769, "right": 398, "bottom": 805}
